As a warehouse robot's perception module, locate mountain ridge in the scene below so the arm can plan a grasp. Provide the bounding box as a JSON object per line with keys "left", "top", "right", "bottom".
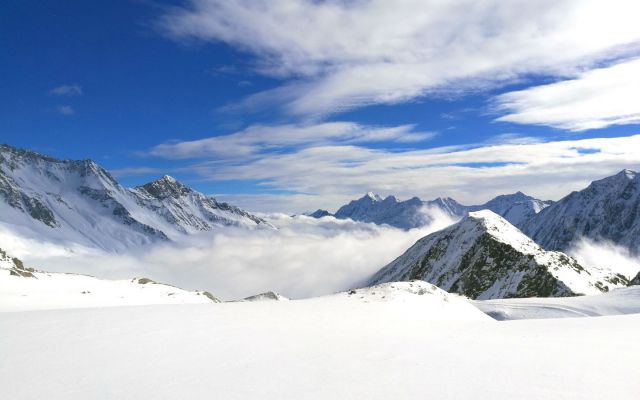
{"left": 367, "top": 210, "right": 628, "bottom": 299}
{"left": 0, "top": 144, "right": 270, "bottom": 251}
{"left": 521, "top": 169, "right": 640, "bottom": 254}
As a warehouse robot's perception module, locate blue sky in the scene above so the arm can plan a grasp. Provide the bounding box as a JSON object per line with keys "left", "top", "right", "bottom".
{"left": 2, "top": 0, "right": 640, "bottom": 212}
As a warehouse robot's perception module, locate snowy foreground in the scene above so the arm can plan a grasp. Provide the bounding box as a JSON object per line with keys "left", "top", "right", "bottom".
{"left": 1, "top": 282, "right": 640, "bottom": 400}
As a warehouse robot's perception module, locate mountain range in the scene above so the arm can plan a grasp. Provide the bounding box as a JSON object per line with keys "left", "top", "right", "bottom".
{"left": 0, "top": 144, "right": 270, "bottom": 251}
{"left": 367, "top": 210, "right": 629, "bottom": 299}
{"left": 312, "top": 169, "right": 640, "bottom": 255}
{"left": 311, "top": 190, "right": 552, "bottom": 229}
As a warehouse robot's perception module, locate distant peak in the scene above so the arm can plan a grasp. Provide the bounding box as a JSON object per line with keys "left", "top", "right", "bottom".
{"left": 156, "top": 175, "right": 180, "bottom": 185}
{"left": 621, "top": 169, "right": 637, "bottom": 180}
{"left": 364, "top": 192, "right": 383, "bottom": 201}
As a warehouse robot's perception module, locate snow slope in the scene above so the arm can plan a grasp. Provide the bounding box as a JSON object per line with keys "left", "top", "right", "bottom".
{"left": 0, "top": 247, "right": 218, "bottom": 311}
{"left": 476, "top": 286, "right": 640, "bottom": 320}
{"left": 1, "top": 298, "right": 638, "bottom": 400}
{"left": 522, "top": 169, "right": 640, "bottom": 254}
{"left": 368, "top": 210, "right": 629, "bottom": 299}
{"left": 330, "top": 191, "right": 551, "bottom": 229}
{"left": 0, "top": 145, "right": 269, "bottom": 251}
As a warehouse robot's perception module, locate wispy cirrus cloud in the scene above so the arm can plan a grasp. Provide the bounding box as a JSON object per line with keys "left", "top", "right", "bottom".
{"left": 149, "top": 122, "right": 436, "bottom": 159}
{"left": 159, "top": 0, "right": 640, "bottom": 117}
{"left": 56, "top": 105, "right": 75, "bottom": 116}
{"left": 49, "top": 84, "right": 83, "bottom": 96}
{"left": 494, "top": 57, "right": 640, "bottom": 131}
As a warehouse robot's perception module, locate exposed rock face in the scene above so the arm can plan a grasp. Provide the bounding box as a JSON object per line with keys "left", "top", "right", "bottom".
{"left": 368, "top": 210, "right": 628, "bottom": 299}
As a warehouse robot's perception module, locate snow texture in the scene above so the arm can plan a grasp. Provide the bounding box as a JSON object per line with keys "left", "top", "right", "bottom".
{"left": 476, "top": 286, "right": 640, "bottom": 320}
{"left": 1, "top": 292, "right": 639, "bottom": 400}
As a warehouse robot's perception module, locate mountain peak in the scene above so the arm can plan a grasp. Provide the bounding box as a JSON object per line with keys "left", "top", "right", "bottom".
{"left": 138, "top": 176, "right": 192, "bottom": 199}
{"left": 364, "top": 192, "right": 383, "bottom": 201}
{"left": 620, "top": 169, "right": 637, "bottom": 180}
{"left": 368, "top": 208, "right": 625, "bottom": 299}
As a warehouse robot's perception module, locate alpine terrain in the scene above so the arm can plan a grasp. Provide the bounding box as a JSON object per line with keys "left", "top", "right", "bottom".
{"left": 522, "top": 169, "right": 640, "bottom": 254}
{"left": 0, "top": 144, "right": 270, "bottom": 251}
{"left": 367, "top": 210, "right": 628, "bottom": 299}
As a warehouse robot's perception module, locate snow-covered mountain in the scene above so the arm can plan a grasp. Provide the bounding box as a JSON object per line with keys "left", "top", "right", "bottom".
{"left": 0, "top": 144, "right": 269, "bottom": 251}
{"left": 367, "top": 210, "right": 628, "bottom": 299}
{"left": 630, "top": 272, "right": 640, "bottom": 286}
{"left": 333, "top": 193, "right": 466, "bottom": 229}
{"left": 468, "top": 191, "right": 553, "bottom": 226}
{"left": 131, "top": 175, "right": 269, "bottom": 237}
{"left": 328, "top": 191, "right": 551, "bottom": 229}
{"left": 521, "top": 169, "right": 640, "bottom": 254}
{"left": 0, "top": 246, "right": 218, "bottom": 311}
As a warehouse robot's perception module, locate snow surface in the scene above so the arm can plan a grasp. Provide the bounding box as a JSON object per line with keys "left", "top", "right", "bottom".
{"left": 0, "top": 266, "right": 217, "bottom": 312}
{"left": 1, "top": 288, "right": 639, "bottom": 400}
{"left": 475, "top": 286, "right": 640, "bottom": 320}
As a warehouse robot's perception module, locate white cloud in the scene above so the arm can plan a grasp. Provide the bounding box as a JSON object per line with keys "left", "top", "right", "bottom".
{"left": 203, "top": 134, "right": 640, "bottom": 213}
{"left": 5, "top": 213, "right": 457, "bottom": 300}
{"left": 57, "top": 105, "right": 75, "bottom": 116}
{"left": 150, "top": 122, "right": 435, "bottom": 159}
{"left": 159, "top": 0, "right": 640, "bottom": 116}
{"left": 49, "top": 84, "right": 83, "bottom": 96}
{"left": 568, "top": 238, "right": 640, "bottom": 280}
{"left": 495, "top": 58, "right": 640, "bottom": 131}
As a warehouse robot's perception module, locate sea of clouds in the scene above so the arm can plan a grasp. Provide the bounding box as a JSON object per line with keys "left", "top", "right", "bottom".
{"left": 2, "top": 208, "right": 638, "bottom": 300}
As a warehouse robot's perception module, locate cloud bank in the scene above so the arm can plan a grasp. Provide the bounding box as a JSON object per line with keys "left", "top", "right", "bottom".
{"left": 3, "top": 211, "right": 457, "bottom": 300}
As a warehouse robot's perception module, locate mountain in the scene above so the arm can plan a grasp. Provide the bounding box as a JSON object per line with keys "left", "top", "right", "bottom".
{"left": 131, "top": 175, "right": 268, "bottom": 236}
{"left": 521, "top": 169, "right": 640, "bottom": 254}
{"left": 469, "top": 191, "right": 553, "bottom": 226}
{"left": 367, "top": 210, "right": 628, "bottom": 299}
{"left": 305, "top": 209, "right": 331, "bottom": 218}
{"left": 0, "top": 246, "right": 218, "bottom": 311}
{"left": 330, "top": 191, "right": 551, "bottom": 229}
{"left": 0, "top": 144, "right": 269, "bottom": 251}
{"left": 333, "top": 192, "right": 466, "bottom": 229}
{"left": 630, "top": 272, "right": 640, "bottom": 286}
